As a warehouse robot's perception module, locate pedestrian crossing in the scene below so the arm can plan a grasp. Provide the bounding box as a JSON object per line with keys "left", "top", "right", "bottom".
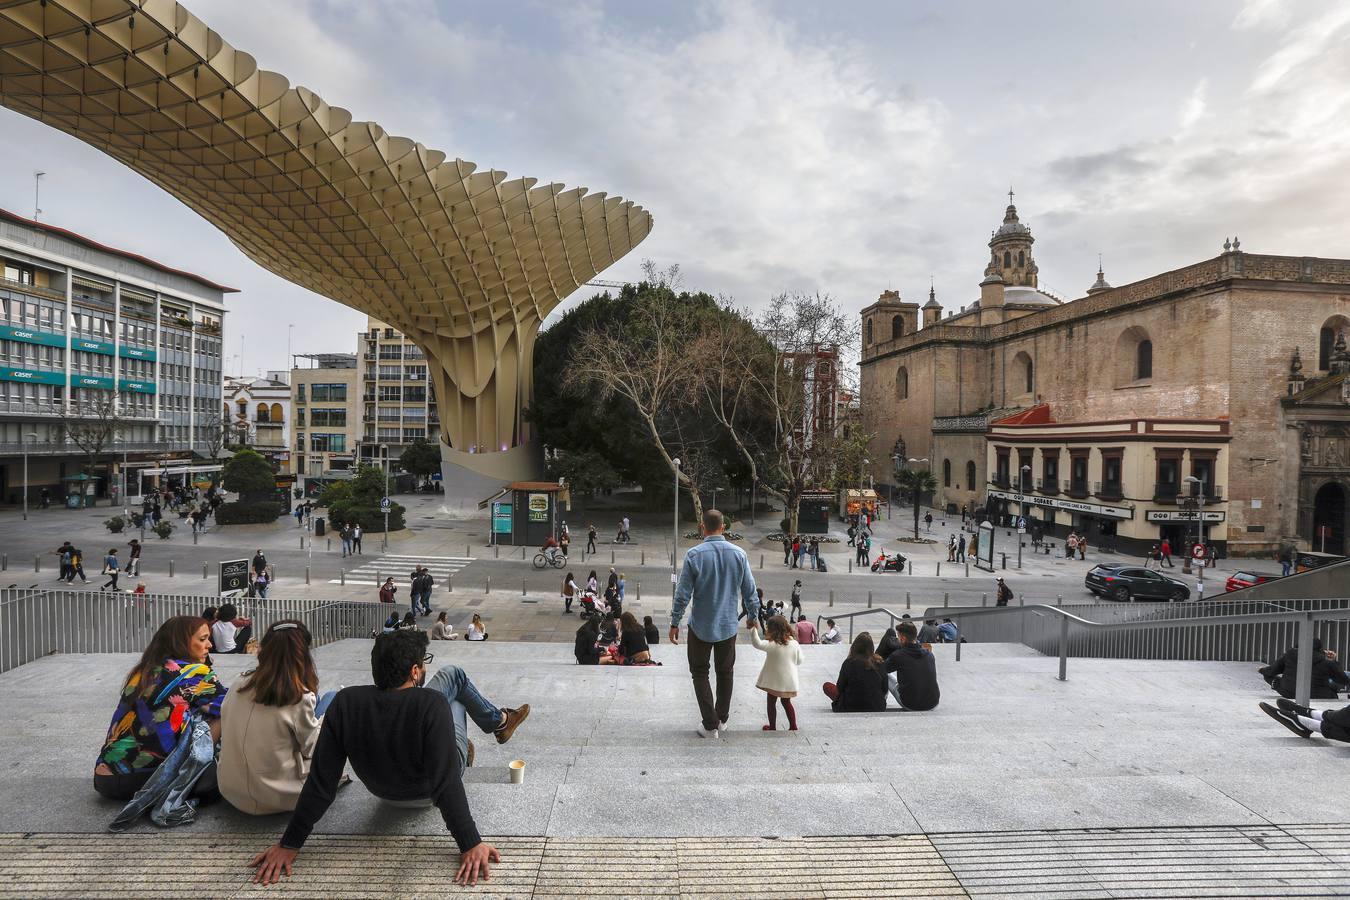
{"left": 328, "top": 554, "right": 474, "bottom": 586}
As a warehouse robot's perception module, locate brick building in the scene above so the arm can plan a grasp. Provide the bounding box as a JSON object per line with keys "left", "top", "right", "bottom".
{"left": 859, "top": 198, "right": 1350, "bottom": 556}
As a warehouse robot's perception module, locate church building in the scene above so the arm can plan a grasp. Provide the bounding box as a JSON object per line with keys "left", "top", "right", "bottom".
{"left": 858, "top": 196, "right": 1350, "bottom": 557}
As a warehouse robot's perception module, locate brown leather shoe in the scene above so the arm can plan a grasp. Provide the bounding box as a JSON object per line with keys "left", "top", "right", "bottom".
{"left": 494, "top": 704, "right": 530, "bottom": 744}
{"left": 466, "top": 739, "right": 475, "bottom": 768}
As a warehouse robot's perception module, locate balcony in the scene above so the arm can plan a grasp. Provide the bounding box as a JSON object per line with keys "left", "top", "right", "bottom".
{"left": 991, "top": 475, "right": 1010, "bottom": 489}
{"left": 1181, "top": 484, "right": 1224, "bottom": 503}
{"left": 1153, "top": 481, "right": 1181, "bottom": 504}
{"left": 1037, "top": 477, "right": 1060, "bottom": 495}
{"left": 1066, "top": 480, "right": 1090, "bottom": 499}
{"left": 1094, "top": 481, "right": 1123, "bottom": 501}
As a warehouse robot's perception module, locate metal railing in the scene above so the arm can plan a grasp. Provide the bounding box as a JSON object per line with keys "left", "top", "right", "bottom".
{"left": 816, "top": 601, "right": 1350, "bottom": 707}
{"left": 0, "top": 588, "right": 384, "bottom": 675}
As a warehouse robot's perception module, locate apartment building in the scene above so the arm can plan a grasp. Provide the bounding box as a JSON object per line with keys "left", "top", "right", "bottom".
{"left": 0, "top": 208, "right": 232, "bottom": 505}
{"left": 290, "top": 354, "right": 359, "bottom": 485}
{"left": 223, "top": 371, "right": 291, "bottom": 468}
{"left": 358, "top": 317, "right": 437, "bottom": 464}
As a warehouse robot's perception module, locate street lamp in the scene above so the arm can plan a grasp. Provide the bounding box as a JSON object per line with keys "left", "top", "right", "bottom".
{"left": 672, "top": 458, "right": 681, "bottom": 597}
{"left": 889, "top": 453, "right": 900, "bottom": 519}
{"left": 1183, "top": 475, "right": 1206, "bottom": 596}
{"left": 1018, "top": 465, "right": 1032, "bottom": 569}
{"left": 21, "top": 431, "right": 37, "bottom": 520}
{"left": 380, "top": 442, "right": 389, "bottom": 551}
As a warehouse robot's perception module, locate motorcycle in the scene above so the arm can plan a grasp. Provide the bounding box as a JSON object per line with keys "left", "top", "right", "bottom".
{"left": 871, "top": 550, "right": 907, "bottom": 573}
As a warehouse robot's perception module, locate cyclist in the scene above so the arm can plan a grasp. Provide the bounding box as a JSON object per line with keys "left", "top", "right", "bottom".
{"left": 540, "top": 534, "right": 562, "bottom": 564}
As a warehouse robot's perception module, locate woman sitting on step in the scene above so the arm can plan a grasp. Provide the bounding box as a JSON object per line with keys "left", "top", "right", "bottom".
{"left": 822, "top": 633, "right": 888, "bottom": 713}
{"left": 218, "top": 621, "right": 340, "bottom": 815}
{"left": 94, "top": 616, "right": 227, "bottom": 802}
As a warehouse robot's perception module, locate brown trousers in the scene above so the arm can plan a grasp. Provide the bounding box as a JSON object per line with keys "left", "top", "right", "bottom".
{"left": 686, "top": 629, "right": 737, "bottom": 732}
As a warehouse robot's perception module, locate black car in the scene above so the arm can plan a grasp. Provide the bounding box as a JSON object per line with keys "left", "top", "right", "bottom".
{"left": 1085, "top": 564, "right": 1190, "bottom": 602}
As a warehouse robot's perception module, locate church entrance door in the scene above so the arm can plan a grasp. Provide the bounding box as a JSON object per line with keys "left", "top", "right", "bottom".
{"left": 1312, "top": 482, "right": 1347, "bottom": 555}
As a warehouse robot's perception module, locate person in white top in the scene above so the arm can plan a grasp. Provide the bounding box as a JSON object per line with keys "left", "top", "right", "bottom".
{"left": 211, "top": 602, "right": 254, "bottom": 654}
{"left": 749, "top": 615, "right": 803, "bottom": 731}
{"left": 820, "top": 619, "right": 842, "bottom": 644}
{"left": 466, "top": 613, "right": 488, "bottom": 641}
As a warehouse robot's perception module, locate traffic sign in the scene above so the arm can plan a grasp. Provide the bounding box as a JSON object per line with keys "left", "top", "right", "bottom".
{"left": 1191, "top": 543, "right": 1206, "bottom": 560}
{"left": 380, "top": 497, "right": 391, "bottom": 511}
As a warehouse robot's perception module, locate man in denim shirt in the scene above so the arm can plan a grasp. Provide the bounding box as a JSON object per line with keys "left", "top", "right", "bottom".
{"left": 669, "top": 509, "right": 760, "bottom": 738}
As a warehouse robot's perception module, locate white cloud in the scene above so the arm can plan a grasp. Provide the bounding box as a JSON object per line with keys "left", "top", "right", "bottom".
{"left": 1233, "top": 0, "right": 1289, "bottom": 31}
{"left": 1179, "top": 78, "right": 1208, "bottom": 129}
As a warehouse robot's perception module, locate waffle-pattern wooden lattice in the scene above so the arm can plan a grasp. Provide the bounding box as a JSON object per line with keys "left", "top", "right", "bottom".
{"left": 0, "top": 0, "right": 652, "bottom": 458}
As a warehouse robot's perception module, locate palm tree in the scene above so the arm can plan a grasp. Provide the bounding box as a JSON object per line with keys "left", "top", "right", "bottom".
{"left": 895, "top": 466, "right": 938, "bottom": 540}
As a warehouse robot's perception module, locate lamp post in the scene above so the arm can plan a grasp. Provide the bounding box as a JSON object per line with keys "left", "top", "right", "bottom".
{"left": 907, "top": 457, "right": 930, "bottom": 538}
{"left": 889, "top": 453, "right": 900, "bottom": 519}
{"left": 380, "top": 442, "right": 389, "bottom": 551}
{"left": 672, "top": 458, "right": 681, "bottom": 597}
{"left": 1184, "top": 475, "right": 1206, "bottom": 595}
{"left": 22, "top": 431, "right": 37, "bottom": 520}
{"left": 122, "top": 438, "right": 130, "bottom": 520}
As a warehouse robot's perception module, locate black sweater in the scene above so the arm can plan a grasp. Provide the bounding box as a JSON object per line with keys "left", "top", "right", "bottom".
{"left": 883, "top": 644, "right": 940, "bottom": 711}
{"left": 281, "top": 686, "right": 480, "bottom": 852}
{"left": 832, "top": 656, "right": 888, "bottom": 712}
{"left": 1260, "top": 648, "right": 1349, "bottom": 700}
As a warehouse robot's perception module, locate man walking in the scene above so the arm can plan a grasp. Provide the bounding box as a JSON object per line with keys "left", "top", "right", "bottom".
{"left": 340, "top": 524, "right": 352, "bottom": 558}
{"left": 995, "top": 577, "right": 1013, "bottom": 607}
{"left": 252, "top": 549, "right": 268, "bottom": 581}
{"left": 669, "top": 509, "right": 759, "bottom": 739}
{"left": 586, "top": 524, "right": 597, "bottom": 554}
{"left": 352, "top": 523, "right": 363, "bottom": 555}
{"left": 855, "top": 534, "right": 869, "bottom": 568}
{"left": 789, "top": 580, "right": 803, "bottom": 619}
{"left": 924, "top": 512, "right": 933, "bottom": 533}
{"left": 1160, "top": 537, "right": 1174, "bottom": 567}
{"left": 957, "top": 534, "right": 966, "bottom": 563}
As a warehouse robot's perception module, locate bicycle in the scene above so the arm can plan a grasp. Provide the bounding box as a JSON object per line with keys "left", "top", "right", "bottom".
{"left": 533, "top": 551, "right": 566, "bottom": 569}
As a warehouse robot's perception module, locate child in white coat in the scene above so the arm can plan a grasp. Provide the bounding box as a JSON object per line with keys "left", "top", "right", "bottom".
{"left": 751, "top": 615, "right": 803, "bottom": 731}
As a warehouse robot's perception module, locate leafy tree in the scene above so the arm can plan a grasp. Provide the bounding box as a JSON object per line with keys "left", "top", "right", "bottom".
{"left": 400, "top": 439, "right": 441, "bottom": 481}
{"left": 318, "top": 480, "right": 352, "bottom": 509}
{"left": 546, "top": 449, "right": 620, "bottom": 500}
{"left": 221, "top": 448, "right": 276, "bottom": 500}
{"left": 327, "top": 464, "right": 406, "bottom": 532}
{"left": 895, "top": 466, "right": 938, "bottom": 539}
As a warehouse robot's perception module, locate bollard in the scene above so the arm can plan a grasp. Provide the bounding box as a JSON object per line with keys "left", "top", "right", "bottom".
{"left": 169, "top": 560, "right": 175, "bottom": 578}
{"left": 759, "top": 554, "right": 763, "bottom": 570}
{"left": 193, "top": 530, "right": 198, "bottom": 545}
{"left": 447, "top": 577, "right": 453, "bottom": 594}
{"left": 495, "top": 546, "right": 499, "bottom": 559}
{"left": 34, "top": 555, "right": 40, "bottom": 573}
{"left": 487, "top": 576, "right": 492, "bottom": 594}
{"left": 965, "top": 562, "right": 970, "bottom": 577}
{"left": 1020, "top": 591, "right": 1024, "bottom": 605}
{"left": 1057, "top": 594, "right": 1063, "bottom": 606}
{"left": 301, "top": 536, "right": 305, "bottom": 550}
{"left": 203, "top": 563, "right": 208, "bottom": 579}
{"left": 956, "top": 621, "right": 962, "bottom": 662}
{"left": 642, "top": 551, "right": 646, "bottom": 566}
{"left": 306, "top": 566, "right": 311, "bottom": 585}
{"left": 522, "top": 580, "right": 527, "bottom": 596}
{"left": 829, "top": 590, "right": 834, "bottom": 607}
{"left": 467, "top": 544, "right": 471, "bottom": 558}
{"left": 637, "top": 580, "right": 641, "bottom": 601}
{"left": 1, "top": 553, "right": 6, "bottom": 570}
{"left": 340, "top": 569, "right": 345, "bottom": 585}
{"left": 522, "top": 547, "right": 527, "bottom": 560}
{"left": 611, "top": 550, "right": 615, "bottom": 564}
{"left": 848, "top": 559, "right": 852, "bottom": 573}
{"left": 867, "top": 591, "right": 873, "bottom": 609}
{"left": 327, "top": 538, "right": 331, "bottom": 551}
{"left": 1001, "top": 553, "right": 1007, "bottom": 570}
{"left": 943, "top": 591, "right": 949, "bottom": 608}
{"left": 936, "top": 562, "right": 940, "bottom": 577}
{"left": 908, "top": 560, "right": 913, "bottom": 575}
{"left": 906, "top": 591, "right": 911, "bottom": 610}
{"left": 981, "top": 592, "right": 987, "bottom": 607}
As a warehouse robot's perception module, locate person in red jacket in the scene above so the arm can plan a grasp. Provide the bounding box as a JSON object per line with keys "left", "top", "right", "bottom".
{"left": 1160, "top": 538, "right": 1175, "bottom": 567}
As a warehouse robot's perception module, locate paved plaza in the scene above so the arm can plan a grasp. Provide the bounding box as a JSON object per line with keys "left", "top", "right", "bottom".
{"left": 1, "top": 639, "right": 1347, "bottom": 896}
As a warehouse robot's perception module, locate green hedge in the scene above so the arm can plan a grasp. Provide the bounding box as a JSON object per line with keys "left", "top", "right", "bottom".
{"left": 215, "top": 501, "right": 283, "bottom": 525}
{"left": 327, "top": 500, "right": 406, "bottom": 532}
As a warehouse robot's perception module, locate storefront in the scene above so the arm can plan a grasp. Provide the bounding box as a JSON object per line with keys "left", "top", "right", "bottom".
{"left": 986, "top": 489, "right": 1133, "bottom": 552}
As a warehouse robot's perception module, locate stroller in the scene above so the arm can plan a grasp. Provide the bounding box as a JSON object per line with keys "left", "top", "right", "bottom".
{"left": 579, "top": 590, "right": 601, "bottom": 620}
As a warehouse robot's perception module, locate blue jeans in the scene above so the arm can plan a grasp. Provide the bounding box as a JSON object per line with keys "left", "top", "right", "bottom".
{"left": 423, "top": 665, "right": 502, "bottom": 777}
{"left": 315, "top": 690, "right": 338, "bottom": 719}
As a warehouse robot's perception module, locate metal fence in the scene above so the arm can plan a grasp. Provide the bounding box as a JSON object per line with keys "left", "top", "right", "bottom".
{"left": 0, "top": 588, "right": 384, "bottom": 675}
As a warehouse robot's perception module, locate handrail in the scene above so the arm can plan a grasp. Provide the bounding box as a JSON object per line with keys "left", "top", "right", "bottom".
{"left": 816, "top": 603, "right": 1350, "bottom": 708}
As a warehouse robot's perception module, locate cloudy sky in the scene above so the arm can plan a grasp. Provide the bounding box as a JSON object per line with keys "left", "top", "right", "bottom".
{"left": 2, "top": 0, "right": 1347, "bottom": 377}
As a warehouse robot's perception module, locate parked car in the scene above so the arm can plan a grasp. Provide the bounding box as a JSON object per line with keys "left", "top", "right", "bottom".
{"left": 1085, "top": 564, "right": 1190, "bottom": 601}
{"left": 1225, "top": 571, "right": 1280, "bottom": 593}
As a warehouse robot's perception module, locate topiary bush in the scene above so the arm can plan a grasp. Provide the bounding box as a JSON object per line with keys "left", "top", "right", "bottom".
{"left": 326, "top": 501, "right": 406, "bottom": 532}
{"left": 152, "top": 520, "right": 175, "bottom": 540}
{"left": 104, "top": 515, "right": 125, "bottom": 533}
{"left": 215, "top": 501, "right": 282, "bottom": 525}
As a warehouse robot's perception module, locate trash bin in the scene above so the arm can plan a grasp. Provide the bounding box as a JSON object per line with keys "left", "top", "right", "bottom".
{"left": 66, "top": 494, "right": 81, "bottom": 509}
{"left": 315, "top": 517, "right": 325, "bottom": 536}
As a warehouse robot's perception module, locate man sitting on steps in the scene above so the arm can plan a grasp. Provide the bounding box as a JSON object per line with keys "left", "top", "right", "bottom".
{"left": 882, "top": 622, "right": 940, "bottom": 711}
{"left": 249, "top": 629, "right": 530, "bottom": 887}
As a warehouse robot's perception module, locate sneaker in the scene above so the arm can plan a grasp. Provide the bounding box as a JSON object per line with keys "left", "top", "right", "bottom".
{"left": 1259, "top": 702, "right": 1312, "bottom": 738}
{"left": 466, "top": 739, "right": 475, "bottom": 768}
{"left": 1276, "top": 697, "right": 1314, "bottom": 719}
{"left": 494, "top": 705, "right": 530, "bottom": 744}
{"left": 695, "top": 725, "right": 719, "bottom": 739}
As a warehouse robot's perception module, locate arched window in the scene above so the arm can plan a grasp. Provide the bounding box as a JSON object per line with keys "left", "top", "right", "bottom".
{"left": 892, "top": 315, "right": 904, "bottom": 340}
{"left": 896, "top": 367, "right": 909, "bottom": 400}
{"left": 1137, "top": 340, "right": 1153, "bottom": 380}
{"left": 1018, "top": 250, "right": 1025, "bottom": 267}
{"left": 270, "top": 402, "right": 284, "bottom": 423}
{"left": 256, "top": 402, "right": 270, "bottom": 423}
{"left": 1011, "top": 351, "right": 1034, "bottom": 399}
{"left": 1025, "top": 358, "right": 1034, "bottom": 393}
{"left": 966, "top": 460, "right": 977, "bottom": 492}
{"left": 1003, "top": 251, "right": 1012, "bottom": 268}
{"left": 943, "top": 459, "right": 952, "bottom": 487}
{"left": 236, "top": 399, "right": 247, "bottom": 415}
{"left": 865, "top": 319, "right": 873, "bottom": 345}
{"left": 1322, "top": 326, "right": 1336, "bottom": 370}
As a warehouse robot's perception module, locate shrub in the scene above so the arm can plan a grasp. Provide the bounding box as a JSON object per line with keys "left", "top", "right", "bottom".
{"left": 327, "top": 500, "right": 406, "bottom": 532}
{"left": 215, "top": 501, "right": 282, "bottom": 525}
{"left": 104, "top": 515, "right": 125, "bottom": 533}
{"left": 152, "top": 520, "right": 175, "bottom": 540}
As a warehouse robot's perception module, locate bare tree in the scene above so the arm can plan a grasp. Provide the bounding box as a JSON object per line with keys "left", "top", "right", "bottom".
{"left": 60, "top": 393, "right": 122, "bottom": 480}
{"left": 199, "top": 409, "right": 229, "bottom": 462}
{"left": 570, "top": 283, "right": 709, "bottom": 520}
{"left": 752, "top": 292, "right": 860, "bottom": 533}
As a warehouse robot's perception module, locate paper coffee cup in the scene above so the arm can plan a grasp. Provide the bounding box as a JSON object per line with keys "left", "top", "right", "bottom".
{"left": 509, "top": 759, "right": 525, "bottom": 784}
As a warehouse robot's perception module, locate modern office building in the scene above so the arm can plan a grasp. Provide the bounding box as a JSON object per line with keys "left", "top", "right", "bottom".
{"left": 359, "top": 317, "right": 437, "bottom": 465}
{"left": 0, "top": 208, "right": 233, "bottom": 506}
{"left": 290, "top": 354, "right": 360, "bottom": 487}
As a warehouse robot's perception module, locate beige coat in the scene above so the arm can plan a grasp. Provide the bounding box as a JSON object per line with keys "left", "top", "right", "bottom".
{"left": 218, "top": 673, "right": 321, "bottom": 815}
{"left": 750, "top": 631, "right": 802, "bottom": 697}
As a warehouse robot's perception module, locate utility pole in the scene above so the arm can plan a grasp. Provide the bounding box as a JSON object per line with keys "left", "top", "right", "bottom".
{"left": 33, "top": 171, "right": 44, "bottom": 220}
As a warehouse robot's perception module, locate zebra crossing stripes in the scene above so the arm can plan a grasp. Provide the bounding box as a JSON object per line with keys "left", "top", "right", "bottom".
{"left": 328, "top": 554, "right": 474, "bottom": 586}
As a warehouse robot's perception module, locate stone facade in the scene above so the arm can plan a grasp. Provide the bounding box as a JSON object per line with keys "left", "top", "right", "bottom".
{"left": 860, "top": 205, "right": 1350, "bottom": 556}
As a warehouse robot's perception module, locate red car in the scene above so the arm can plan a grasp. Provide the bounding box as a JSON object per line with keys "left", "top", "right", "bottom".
{"left": 1225, "top": 571, "right": 1279, "bottom": 592}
